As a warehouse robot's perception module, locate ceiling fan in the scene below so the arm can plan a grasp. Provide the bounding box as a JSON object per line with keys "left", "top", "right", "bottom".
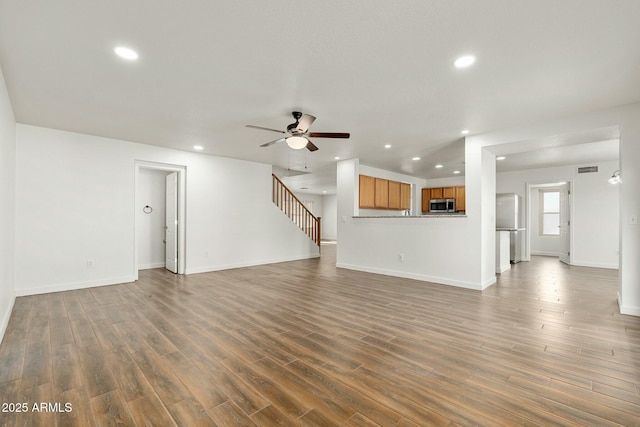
{"left": 246, "top": 111, "right": 350, "bottom": 151}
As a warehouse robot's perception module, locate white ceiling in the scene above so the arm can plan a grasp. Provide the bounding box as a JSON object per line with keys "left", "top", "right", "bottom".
{"left": 1, "top": 1, "right": 637, "bottom": 193}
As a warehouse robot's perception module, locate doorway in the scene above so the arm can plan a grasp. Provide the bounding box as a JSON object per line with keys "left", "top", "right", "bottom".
{"left": 525, "top": 181, "right": 571, "bottom": 265}
{"left": 134, "top": 161, "right": 186, "bottom": 279}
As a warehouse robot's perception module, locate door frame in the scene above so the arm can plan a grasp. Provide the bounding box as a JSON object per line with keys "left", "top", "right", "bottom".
{"left": 134, "top": 160, "right": 187, "bottom": 279}
{"left": 525, "top": 180, "right": 573, "bottom": 264}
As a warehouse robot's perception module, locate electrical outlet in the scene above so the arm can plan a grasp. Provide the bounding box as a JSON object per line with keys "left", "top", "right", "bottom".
{"left": 631, "top": 215, "right": 638, "bottom": 225}
{"left": 398, "top": 253, "right": 404, "bottom": 262}
{"left": 87, "top": 260, "right": 93, "bottom": 268}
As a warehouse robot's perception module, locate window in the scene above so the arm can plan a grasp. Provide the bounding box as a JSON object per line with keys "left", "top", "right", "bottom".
{"left": 540, "top": 190, "right": 560, "bottom": 236}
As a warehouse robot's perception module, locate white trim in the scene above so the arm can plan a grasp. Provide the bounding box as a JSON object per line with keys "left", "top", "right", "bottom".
{"left": 138, "top": 262, "right": 167, "bottom": 270}
{"left": 336, "top": 263, "right": 495, "bottom": 291}
{"left": 618, "top": 292, "right": 640, "bottom": 316}
{"left": 134, "top": 161, "right": 187, "bottom": 279}
{"left": 496, "top": 265, "right": 511, "bottom": 274}
{"left": 0, "top": 296, "right": 16, "bottom": 345}
{"left": 571, "top": 261, "right": 619, "bottom": 270}
{"left": 530, "top": 251, "right": 562, "bottom": 257}
{"left": 187, "top": 253, "right": 320, "bottom": 275}
{"left": 15, "top": 275, "right": 136, "bottom": 297}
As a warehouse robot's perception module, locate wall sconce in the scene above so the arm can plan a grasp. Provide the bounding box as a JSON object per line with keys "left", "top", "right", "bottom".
{"left": 608, "top": 170, "right": 621, "bottom": 184}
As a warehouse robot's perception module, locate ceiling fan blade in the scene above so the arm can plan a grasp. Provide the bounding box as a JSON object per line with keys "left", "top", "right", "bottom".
{"left": 296, "top": 114, "right": 316, "bottom": 133}
{"left": 307, "top": 132, "right": 350, "bottom": 139}
{"left": 246, "top": 124, "right": 286, "bottom": 134}
{"left": 260, "top": 137, "right": 285, "bottom": 147}
{"left": 306, "top": 140, "right": 319, "bottom": 152}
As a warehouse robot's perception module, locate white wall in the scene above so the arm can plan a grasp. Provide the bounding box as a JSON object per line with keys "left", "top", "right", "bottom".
{"left": 137, "top": 168, "right": 169, "bottom": 269}
{"left": 14, "top": 125, "right": 319, "bottom": 295}
{"left": 321, "top": 195, "right": 337, "bottom": 240}
{"left": 0, "top": 66, "right": 16, "bottom": 343}
{"left": 496, "top": 161, "right": 619, "bottom": 268}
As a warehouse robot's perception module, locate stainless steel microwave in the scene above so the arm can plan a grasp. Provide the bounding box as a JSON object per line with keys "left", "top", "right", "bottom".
{"left": 430, "top": 199, "right": 456, "bottom": 212}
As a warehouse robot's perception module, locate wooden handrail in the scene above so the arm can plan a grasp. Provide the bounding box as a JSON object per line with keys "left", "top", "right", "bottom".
{"left": 272, "top": 174, "right": 321, "bottom": 246}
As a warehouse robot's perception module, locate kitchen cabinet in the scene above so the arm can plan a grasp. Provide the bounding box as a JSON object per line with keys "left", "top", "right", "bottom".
{"left": 455, "top": 186, "right": 465, "bottom": 211}
{"left": 359, "top": 175, "right": 411, "bottom": 211}
{"left": 388, "top": 180, "right": 401, "bottom": 209}
{"left": 374, "top": 178, "right": 389, "bottom": 208}
{"left": 443, "top": 187, "right": 455, "bottom": 199}
{"left": 359, "top": 175, "right": 375, "bottom": 208}
{"left": 430, "top": 187, "right": 443, "bottom": 199}
{"left": 421, "top": 188, "right": 430, "bottom": 212}
{"left": 422, "top": 185, "right": 466, "bottom": 212}
{"left": 400, "top": 183, "right": 411, "bottom": 210}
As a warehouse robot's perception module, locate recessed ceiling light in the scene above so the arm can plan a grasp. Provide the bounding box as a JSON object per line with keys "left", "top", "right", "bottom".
{"left": 193, "top": 145, "right": 203, "bottom": 151}
{"left": 453, "top": 170, "right": 461, "bottom": 174}
{"left": 322, "top": 190, "right": 327, "bottom": 194}
{"left": 435, "top": 164, "right": 444, "bottom": 169}
{"left": 454, "top": 55, "right": 475, "bottom": 68}
{"left": 114, "top": 46, "right": 139, "bottom": 61}
{"left": 412, "top": 156, "right": 421, "bottom": 161}
{"left": 385, "top": 144, "right": 392, "bottom": 149}
{"left": 461, "top": 129, "right": 470, "bottom": 135}
{"left": 334, "top": 156, "right": 340, "bottom": 160}
{"left": 496, "top": 156, "right": 506, "bottom": 161}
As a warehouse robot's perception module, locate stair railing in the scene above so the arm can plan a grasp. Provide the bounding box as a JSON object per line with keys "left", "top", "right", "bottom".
{"left": 272, "top": 174, "right": 321, "bottom": 246}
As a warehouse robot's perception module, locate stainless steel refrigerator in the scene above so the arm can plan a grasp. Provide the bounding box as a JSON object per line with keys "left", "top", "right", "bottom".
{"left": 496, "top": 193, "right": 525, "bottom": 263}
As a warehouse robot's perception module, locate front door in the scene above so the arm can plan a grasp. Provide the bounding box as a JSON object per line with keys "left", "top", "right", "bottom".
{"left": 165, "top": 172, "right": 178, "bottom": 273}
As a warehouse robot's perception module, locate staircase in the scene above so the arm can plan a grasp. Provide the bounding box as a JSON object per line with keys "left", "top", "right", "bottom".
{"left": 272, "top": 174, "right": 321, "bottom": 246}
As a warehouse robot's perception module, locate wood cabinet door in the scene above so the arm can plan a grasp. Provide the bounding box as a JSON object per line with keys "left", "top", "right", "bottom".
{"left": 400, "top": 183, "right": 411, "bottom": 210}
{"left": 421, "top": 188, "right": 431, "bottom": 212}
{"left": 359, "top": 175, "right": 375, "bottom": 208}
{"left": 430, "top": 187, "right": 443, "bottom": 199}
{"left": 374, "top": 178, "right": 389, "bottom": 208}
{"left": 388, "top": 180, "right": 401, "bottom": 209}
{"left": 455, "top": 186, "right": 465, "bottom": 211}
{"left": 443, "top": 187, "right": 455, "bottom": 199}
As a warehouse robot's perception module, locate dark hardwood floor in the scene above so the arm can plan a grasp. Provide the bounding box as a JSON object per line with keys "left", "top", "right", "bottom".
{"left": 0, "top": 245, "right": 639, "bottom": 426}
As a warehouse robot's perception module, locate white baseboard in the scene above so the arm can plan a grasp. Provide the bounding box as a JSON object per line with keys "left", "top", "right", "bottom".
{"left": 187, "top": 252, "right": 320, "bottom": 275}
{"left": 336, "top": 262, "right": 491, "bottom": 291}
{"left": 618, "top": 292, "right": 640, "bottom": 317}
{"left": 0, "top": 295, "right": 16, "bottom": 345}
{"left": 570, "top": 261, "right": 619, "bottom": 270}
{"left": 496, "top": 264, "right": 511, "bottom": 274}
{"left": 138, "top": 262, "right": 166, "bottom": 270}
{"left": 531, "top": 251, "right": 561, "bottom": 257}
{"left": 15, "top": 275, "right": 136, "bottom": 297}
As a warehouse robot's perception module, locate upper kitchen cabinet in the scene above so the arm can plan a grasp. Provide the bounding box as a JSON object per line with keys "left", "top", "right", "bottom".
{"left": 388, "top": 180, "right": 401, "bottom": 209}
{"left": 359, "top": 175, "right": 375, "bottom": 208}
{"left": 430, "top": 187, "right": 443, "bottom": 199}
{"left": 359, "top": 175, "right": 411, "bottom": 211}
{"left": 374, "top": 178, "right": 389, "bottom": 208}
{"left": 443, "top": 187, "right": 456, "bottom": 199}
{"left": 400, "top": 183, "right": 411, "bottom": 210}
{"left": 455, "top": 186, "right": 465, "bottom": 211}
{"left": 421, "top": 188, "right": 430, "bottom": 212}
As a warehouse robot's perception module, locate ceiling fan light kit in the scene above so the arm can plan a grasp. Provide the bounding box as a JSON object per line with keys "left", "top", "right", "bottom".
{"left": 246, "top": 111, "right": 350, "bottom": 152}
{"left": 286, "top": 136, "right": 308, "bottom": 150}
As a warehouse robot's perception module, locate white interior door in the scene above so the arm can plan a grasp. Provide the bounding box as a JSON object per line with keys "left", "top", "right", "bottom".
{"left": 165, "top": 172, "right": 178, "bottom": 273}
{"left": 559, "top": 182, "right": 571, "bottom": 264}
